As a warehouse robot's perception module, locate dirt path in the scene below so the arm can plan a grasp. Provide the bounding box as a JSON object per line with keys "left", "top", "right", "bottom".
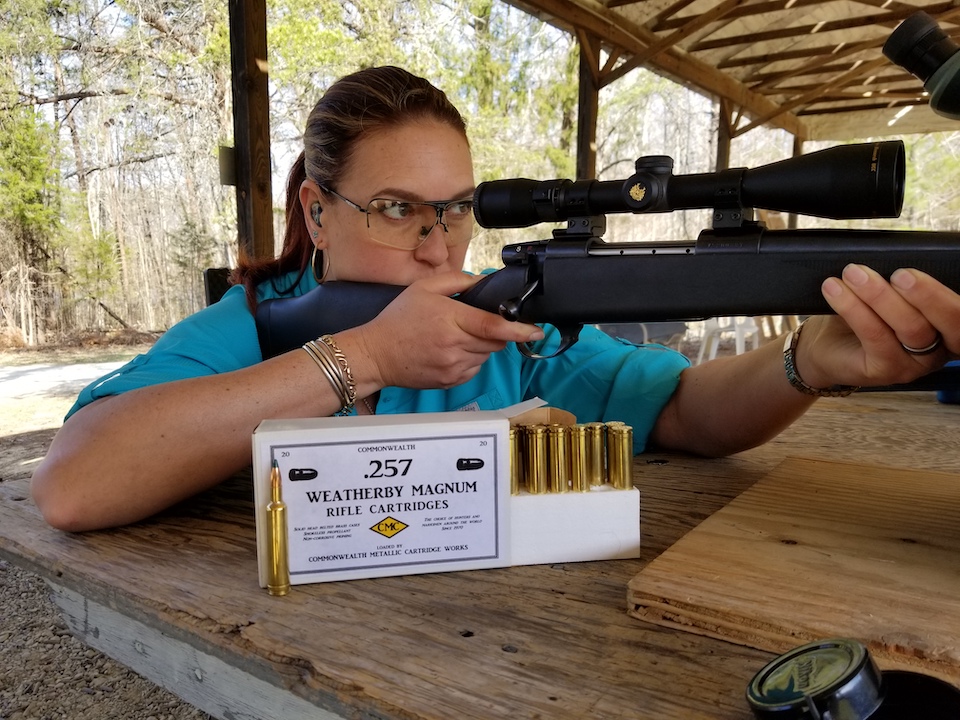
{"left": 0, "top": 344, "right": 212, "bottom": 720}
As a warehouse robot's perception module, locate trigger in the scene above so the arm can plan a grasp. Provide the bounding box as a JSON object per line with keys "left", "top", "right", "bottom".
{"left": 517, "top": 325, "right": 583, "bottom": 359}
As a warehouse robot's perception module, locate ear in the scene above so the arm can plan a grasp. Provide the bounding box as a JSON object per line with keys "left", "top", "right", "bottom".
{"left": 299, "top": 180, "right": 326, "bottom": 247}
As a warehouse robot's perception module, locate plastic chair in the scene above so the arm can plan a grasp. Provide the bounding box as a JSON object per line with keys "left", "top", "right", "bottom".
{"left": 696, "top": 317, "right": 760, "bottom": 364}
{"left": 595, "top": 322, "right": 688, "bottom": 349}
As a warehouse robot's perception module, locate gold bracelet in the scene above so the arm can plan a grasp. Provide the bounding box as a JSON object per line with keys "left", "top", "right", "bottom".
{"left": 304, "top": 340, "right": 344, "bottom": 399}
{"left": 302, "top": 339, "right": 354, "bottom": 414}
{"left": 303, "top": 341, "right": 348, "bottom": 409}
{"left": 318, "top": 334, "right": 357, "bottom": 415}
{"left": 783, "top": 320, "right": 859, "bottom": 398}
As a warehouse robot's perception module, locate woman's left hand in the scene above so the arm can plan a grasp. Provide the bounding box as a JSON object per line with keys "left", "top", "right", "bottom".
{"left": 792, "top": 264, "right": 960, "bottom": 390}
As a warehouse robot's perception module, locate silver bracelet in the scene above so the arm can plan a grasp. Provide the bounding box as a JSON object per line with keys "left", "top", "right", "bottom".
{"left": 783, "top": 320, "right": 859, "bottom": 398}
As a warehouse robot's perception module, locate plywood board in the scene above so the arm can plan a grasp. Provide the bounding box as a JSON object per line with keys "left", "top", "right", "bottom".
{"left": 629, "top": 457, "right": 960, "bottom": 682}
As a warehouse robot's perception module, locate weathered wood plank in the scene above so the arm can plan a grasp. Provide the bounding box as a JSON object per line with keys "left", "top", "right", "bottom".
{"left": 635, "top": 392, "right": 960, "bottom": 557}
{"left": 629, "top": 457, "right": 960, "bottom": 682}
{"left": 0, "top": 391, "right": 955, "bottom": 719}
{"left": 50, "top": 583, "right": 336, "bottom": 720}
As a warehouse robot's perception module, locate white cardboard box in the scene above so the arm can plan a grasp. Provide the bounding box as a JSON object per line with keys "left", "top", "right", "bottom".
{"left": 253, "top": 408, "right": 640, "bottom": 587}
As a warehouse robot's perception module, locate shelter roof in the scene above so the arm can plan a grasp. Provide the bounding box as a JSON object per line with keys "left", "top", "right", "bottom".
{"left": 506, "top": 0, "right": 960, "bottom": 140}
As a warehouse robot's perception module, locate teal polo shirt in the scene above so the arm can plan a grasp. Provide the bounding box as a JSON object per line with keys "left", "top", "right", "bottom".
{"left": 68, "top": 270, "right": 689, "bottom": 453}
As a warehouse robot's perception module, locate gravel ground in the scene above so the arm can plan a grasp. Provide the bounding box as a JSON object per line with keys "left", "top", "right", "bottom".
{"left": 0, "top": 560, "right": 211, "bottom": 720}
{"left": 0, "top": 346, "right": 213, "bottom": 720}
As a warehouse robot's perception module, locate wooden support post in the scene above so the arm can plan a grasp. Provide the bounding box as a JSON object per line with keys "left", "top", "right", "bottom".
{"left": 576, "top": 32, "right": 600, "bottom": 180}
{"left": 228, "top": 0, "right": 275, "bottom": 259}
{"left": 716, "top": 98, "right": 732, "bottom": 171}
{"left": 788, "top": 134, "right": 804, "bottom": 230}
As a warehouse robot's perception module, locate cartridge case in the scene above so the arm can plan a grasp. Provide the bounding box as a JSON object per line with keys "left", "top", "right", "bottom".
{"left": 266, "top": 463, "right": 291, "bottom": 596}
{"left": 584, "top": 422, "right": 606, "bottom": 486}
{"left": 607, "top": 424, "right": 634, "bottom": 490}
{"left": 546, "top": 424, "right": 571, "bottom": 493}
{"left": 509, "top": 426, "right": 521, "bottom": 495}
{"left": 524, "top": 424, "right": 548, "bottom": 494}
{"left": 569, "top": 424, "right": 589, "bottom": 492}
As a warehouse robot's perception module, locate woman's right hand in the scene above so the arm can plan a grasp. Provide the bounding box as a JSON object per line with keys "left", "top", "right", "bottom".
{"left": 351, "top": 272, "right": 544, "bottom": 390}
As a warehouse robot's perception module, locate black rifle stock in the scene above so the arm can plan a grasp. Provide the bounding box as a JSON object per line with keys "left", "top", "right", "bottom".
{"left": 255, "top": 225, "right": 960, "bottom": 360}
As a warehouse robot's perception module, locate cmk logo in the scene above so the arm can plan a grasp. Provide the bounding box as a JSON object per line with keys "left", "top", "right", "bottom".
{"left": 370, "top": 516, "right": 408, "bottom": 538}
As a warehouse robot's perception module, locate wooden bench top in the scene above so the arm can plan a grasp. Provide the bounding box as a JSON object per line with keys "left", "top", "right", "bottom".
{"left": 1, "top": 391, "right": 957, "bottom": 719}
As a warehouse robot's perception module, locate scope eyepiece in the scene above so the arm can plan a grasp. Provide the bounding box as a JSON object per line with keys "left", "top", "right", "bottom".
{"left": 884, "top": 11, "right": 958, "bottom": 84}
{"left": 883, "top": 11, "right": 960, "bottom": 120}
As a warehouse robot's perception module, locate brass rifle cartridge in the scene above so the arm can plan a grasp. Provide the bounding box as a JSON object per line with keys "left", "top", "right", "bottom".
{"left": 607, "top": 424, "right": 634, "bottom": 490}
{"left": 509, "top": 426, "right": 521, "bottom": 495}
{"left": 584, "top": 422, "right": 606, "bottom": 486}
{"left": 569, "top": 424, "right": 589, "bottom": 492}
{"left": 546, "top": 424, "right": 571, "bottom": 493}
{"left": 266, "top": 459, "right": 291, "bottom": 596}
{"left": 524, "top": 424, "right": 548, "bottom": 494}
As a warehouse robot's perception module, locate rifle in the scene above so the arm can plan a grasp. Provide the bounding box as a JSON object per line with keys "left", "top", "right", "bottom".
{"left": 255, "top": 140, "right": 960, "bottom": 388}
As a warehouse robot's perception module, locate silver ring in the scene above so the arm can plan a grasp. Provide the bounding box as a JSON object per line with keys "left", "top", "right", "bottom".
{"left": 901, "top": 333, "right": 942, "bottom": 356}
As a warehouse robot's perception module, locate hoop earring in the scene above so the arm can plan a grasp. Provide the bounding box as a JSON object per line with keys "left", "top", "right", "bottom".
{"left": 311, "top": 246, "right": 329, "bottom": 284}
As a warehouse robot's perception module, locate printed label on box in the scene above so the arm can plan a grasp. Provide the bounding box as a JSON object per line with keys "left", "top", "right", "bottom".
{"left": 268, "top": 429, "right": 506, "bottom": 583}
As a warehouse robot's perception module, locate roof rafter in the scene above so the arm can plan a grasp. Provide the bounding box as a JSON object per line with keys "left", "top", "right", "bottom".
{"left": 735, "top": 55, "right": 889, "bottom": 134}
{"left": 690, "top": 5, "right": 927, "bottom": 52}
{"left": 502, "top": 0, "right": 960, "bottom": 140}
{"left": 602, "top": 0, "right": 746, "bottom": 86}
{"left": 654, "top": 0, "right": 847, "bottom": 32}
{"left": 508, "top": 0, "right": 809, "bottom": 136}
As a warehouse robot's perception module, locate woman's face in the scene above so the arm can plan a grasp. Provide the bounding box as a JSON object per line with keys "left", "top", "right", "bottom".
{"left": 304, "top": 119, "right": 475, "bottom": 286}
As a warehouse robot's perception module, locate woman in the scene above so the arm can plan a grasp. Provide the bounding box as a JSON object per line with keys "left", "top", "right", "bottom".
{"left": 31, "top": 66, "right": 959, "bottom": 532}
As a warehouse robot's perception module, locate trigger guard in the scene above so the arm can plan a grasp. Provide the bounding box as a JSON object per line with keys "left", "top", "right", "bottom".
{"left": 517, "top": 325, "right": 582, "bottom": 359}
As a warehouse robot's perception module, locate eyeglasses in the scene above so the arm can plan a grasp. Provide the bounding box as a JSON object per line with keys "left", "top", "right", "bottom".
{"left": 320, "top": 185, "right": 476, "bottom": 250}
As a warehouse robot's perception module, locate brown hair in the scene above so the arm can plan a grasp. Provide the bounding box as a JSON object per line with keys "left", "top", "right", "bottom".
{"left": 232, "top": 66, "right": 468, "bottom": 308}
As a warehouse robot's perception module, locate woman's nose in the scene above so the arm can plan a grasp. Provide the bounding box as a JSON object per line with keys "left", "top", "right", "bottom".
{"left": 412, "top": 222, "right": 450, "bottom": 266}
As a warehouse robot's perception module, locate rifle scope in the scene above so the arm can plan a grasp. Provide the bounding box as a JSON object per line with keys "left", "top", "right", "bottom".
{"left": 474, "top": 140, "right": 904, "bottom": 229}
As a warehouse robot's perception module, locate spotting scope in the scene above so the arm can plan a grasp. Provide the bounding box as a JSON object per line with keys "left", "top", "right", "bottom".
{"left": 883, "top": 11, "right": 960, "bottom": 120}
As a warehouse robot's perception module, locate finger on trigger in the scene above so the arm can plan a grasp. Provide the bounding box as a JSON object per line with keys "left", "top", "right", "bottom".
{"left": 464, "top": 305, "right": 543, "bottom": 343}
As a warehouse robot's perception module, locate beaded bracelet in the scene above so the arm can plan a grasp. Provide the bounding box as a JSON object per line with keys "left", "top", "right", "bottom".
{"left": 783, "top": 320, "right": 859, "bottom": 398}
